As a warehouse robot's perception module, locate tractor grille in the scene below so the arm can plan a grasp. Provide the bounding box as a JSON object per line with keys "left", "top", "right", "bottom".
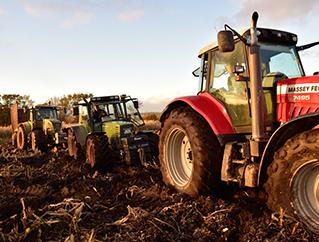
{"left": 53, "top": 123, "right": 61, "bottom": 133}
{"left": 291, "top": 106, "right": 319, "bottom": 119}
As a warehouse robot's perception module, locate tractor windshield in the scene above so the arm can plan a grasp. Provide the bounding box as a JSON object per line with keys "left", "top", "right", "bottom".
{"left": 121, "top": 100, "right": 145, "bottom": 127}
{"left": 36, "top": 107, "right": 58, "bottom": 120}
{"left": 259, "top": 42, "right": 304, "bottom": 78}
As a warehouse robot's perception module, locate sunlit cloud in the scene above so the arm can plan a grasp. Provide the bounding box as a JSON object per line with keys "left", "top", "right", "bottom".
{"left": 18, "top": 0, "right": 67, "bottom": 18}
{"left": 115, "top": 9, "right": 146, "bottom": 23}
{"left": 17, "top": 0, "right": 97, "bottom": 27}
{"left": 140, "top": 92, "right": 193, "bottom": 112}
{"left": 60, "top": 10, "right": 96, "bottom": 28}
{"left": 218, "top": 0, "right": 319, "bottom": 29}
{"left": 16, "top": 0, "right": 148, "bottom": 26}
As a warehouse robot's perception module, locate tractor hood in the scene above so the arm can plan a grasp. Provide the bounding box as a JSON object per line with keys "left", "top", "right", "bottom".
{"left": 43, "top": 119, "right": 62, "bottom": 134}
{"left": 101, "top": 121, "right": 134, "bottom": 138}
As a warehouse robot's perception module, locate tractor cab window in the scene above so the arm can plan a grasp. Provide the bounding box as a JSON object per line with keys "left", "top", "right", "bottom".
{"left": 78, "top": 105, "right": 90, "bottom": 131}
{"left": 122, "top": 100, "right": 145, "bottom": 127}
{"left": 36, "top": 108, "right": 58, "bottom": 120}
{"left": 209, "top": 41, "right": 251, "bottom": 128}
{"left": 107, "top": 105, "right": 116, "bottom": 119}
{"left": 197, "top": 54, "right": 208, "bottom": 93}
{"left": 108, "top": 103, "right": 124, "bottom": 120}
{"left": 260, "top": 42, "right": 304, "bottom": 78}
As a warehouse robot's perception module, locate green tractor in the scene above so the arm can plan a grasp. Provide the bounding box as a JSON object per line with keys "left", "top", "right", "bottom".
{"left": 67, "top": 94, "right": 159, "bottom": 170}
{"left": 11, "top": 102, "right": 67, "bottom": 151}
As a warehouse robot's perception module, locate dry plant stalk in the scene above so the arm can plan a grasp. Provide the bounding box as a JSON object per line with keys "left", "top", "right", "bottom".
{"left": 280, "top": 207, "right": 284, "bottom": 228}
{"left": 20, "top": 198, "right": 28, "bottom": 229}
{"left": 292, "top": 222, "right": 299, "bottom": 235}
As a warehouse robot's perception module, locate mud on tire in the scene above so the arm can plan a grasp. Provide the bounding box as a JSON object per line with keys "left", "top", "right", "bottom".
{"left": 86, "top": 134, "right": 112, "bottom": 171}
{"left": 146, "top": 133, "right": 159, "bottom": 162}
{"left": 68, "top": 130, "right": 83, "bottom": 159}
{"left": 265, "top": 129, "right": 319, "bottom": 234}
{"left": 159, "top": 106, "right": 224, "bottom": 197}
{"left": 31, "top": 130, "right": 48, "bottom": 152}
{"left": 17, "top": 126, "right": 27, "bottom": 150}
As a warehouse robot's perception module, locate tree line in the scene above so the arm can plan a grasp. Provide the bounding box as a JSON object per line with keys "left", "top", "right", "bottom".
{"left": 0, "top": 93, "right": 93, "bottom": 126}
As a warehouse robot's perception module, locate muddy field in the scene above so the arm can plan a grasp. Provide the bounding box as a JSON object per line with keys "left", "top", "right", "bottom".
{"left": 0, "top": 139, "right": 318, "bottom": 242}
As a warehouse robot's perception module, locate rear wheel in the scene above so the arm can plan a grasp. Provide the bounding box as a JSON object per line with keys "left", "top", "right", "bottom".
{"left": 146, "top": 133, "right": 159, "bottom": 162}
{"left": 265, "top": 129, "right": 319, "bottom": 234}
{"left": 68, "top": 130, "right": 82, "bottom": 159}
{"left": 17, "top": 126, "right": 27, "bottom": 150}
{"left": 86, "top": 134, "right": 112, "bottom": 171}
{"left": 159, "top": 106, "right": 224, "bottom": 197}
{"left": 31, "top": 130, "right": 47, "bottom": 152}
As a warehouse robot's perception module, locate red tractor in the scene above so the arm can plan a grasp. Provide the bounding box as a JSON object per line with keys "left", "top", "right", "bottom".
{"left": 159, "top": 12, "right": 319, "bottom": 234}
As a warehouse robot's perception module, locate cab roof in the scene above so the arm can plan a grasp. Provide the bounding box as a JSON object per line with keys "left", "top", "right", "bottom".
{"left": 198, "top": 28, "right": 298, "bottom": 57}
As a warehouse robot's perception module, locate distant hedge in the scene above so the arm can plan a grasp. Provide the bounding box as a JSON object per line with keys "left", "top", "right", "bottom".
{"left": 142, "top": 113, "right": 159, "bottom": 121}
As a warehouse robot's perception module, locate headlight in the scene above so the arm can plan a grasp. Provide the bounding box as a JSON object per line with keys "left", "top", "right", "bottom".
{"left": 123, "top": 127, "right": 132, "bottom": 134}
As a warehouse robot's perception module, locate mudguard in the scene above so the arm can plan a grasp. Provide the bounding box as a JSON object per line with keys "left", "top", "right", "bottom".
{"left": 20, "top": 122, "right": 32, "bottom": 135}
{"left": 258, "top": 112, "right": 319, "bottom": 186}
{"left": 160, "top": 92, "right": 236, "bottom": 145}
{"left": 68, "top": 125, "right": 88, "bottom": 147}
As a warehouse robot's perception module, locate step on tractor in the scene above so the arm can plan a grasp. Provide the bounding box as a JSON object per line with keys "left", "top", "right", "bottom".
{"left": 67, "top": 94, "right": 159, "bottom": 170}
{"left": 11, "top": 102, "right": 68, "bottom": 151}
{"left": 159, "top": 12, "right": 319, "bottom": 234}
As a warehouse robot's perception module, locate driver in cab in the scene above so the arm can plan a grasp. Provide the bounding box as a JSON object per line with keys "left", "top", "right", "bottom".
{"left": 93, "top": 105, "right": 106, "bottom": 122}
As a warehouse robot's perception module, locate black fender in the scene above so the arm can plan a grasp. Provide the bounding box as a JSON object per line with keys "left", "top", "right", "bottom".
{"left": 258, "top": 112, "right": 319, "bottom": 186}
{"left": 67, "top": 125, "right": 88, "bottom": 148}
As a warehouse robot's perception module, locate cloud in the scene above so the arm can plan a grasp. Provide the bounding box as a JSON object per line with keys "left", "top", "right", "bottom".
{"left": 16, "top": 0, "right": 148, "bottom": 26}
{"left": 220, "top": 0, "right": 319, "bottom": 28}
{"left": 140, "top": 92, "right": 193, "bottom": 112}
{"left": 114, "top": 8, "right": 146, "bottom": 23}
{"left": 17, "top": 0, "right": 96, "bottom": 27}
{"left": 60, "top": 9, "right": 95, "bottom": 28}
{"left": 18, "top": 0, "right": 66, "bottom": 18}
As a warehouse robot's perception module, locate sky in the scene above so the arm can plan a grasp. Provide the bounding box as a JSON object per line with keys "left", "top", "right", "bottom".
{"left": 1, "top": 0, "right": 319, "bottom": 112}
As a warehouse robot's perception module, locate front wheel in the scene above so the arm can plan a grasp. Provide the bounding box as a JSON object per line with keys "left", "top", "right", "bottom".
{"left": 159, "top": 106, "right": 224, "bottom": 197}
{"left": 86, "top": 134, "right": 112, "bottom": 171}
{"left": 17, "top": 126, "right": 27, "bottom": 150}
{"left": 265, "top": 129, "right": 319, "bottom": 234}
{"left": 31, "top": 130, "right": 47, "bottom": 152}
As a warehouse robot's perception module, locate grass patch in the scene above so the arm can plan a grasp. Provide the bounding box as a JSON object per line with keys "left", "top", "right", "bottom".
{"left": 0, "top": 126, "right": 12, "bottom": 139}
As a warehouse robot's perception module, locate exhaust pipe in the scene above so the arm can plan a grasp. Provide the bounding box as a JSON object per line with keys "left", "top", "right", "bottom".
{"left": 248, "top": 12, "right": 265, "bottom": 140}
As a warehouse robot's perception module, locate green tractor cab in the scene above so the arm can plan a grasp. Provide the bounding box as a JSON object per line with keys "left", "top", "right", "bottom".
{"left": 11, "top": 102, "right": 67, "bottom": 152}
{"left": 68, "top": 94, "right": 158, "bottom": 170}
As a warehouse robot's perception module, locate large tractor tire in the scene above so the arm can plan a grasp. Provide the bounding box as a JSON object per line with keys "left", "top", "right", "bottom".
{"left": 86, "top": 134, "right": 112, "bottom": 171}
{"left": 159, "top": 106, "right": 224, "bottom": 197}
{"left": 146, "top": 132, "right": 159, "bottom": 162}
{"left": 68, "top": 130, "right": 82, "bottom": 159}
{"left": 31, "top": 130, "right": 48, "bottom": 152}
{"left": 17, "top": 126, "right": 27, "bottom": 150}
{"left": 265, "top": 129, "right": 319, "bottom": 234}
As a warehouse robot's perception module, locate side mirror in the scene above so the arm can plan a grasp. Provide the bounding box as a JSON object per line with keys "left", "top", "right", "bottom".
{"left": 73, "top": 107, "right": 79, "bottom": 116}
{"left": 133, "top": 100, "right": 139, "bottom": 109}
{"left": 313, "top": 72, "right": 319, "bottom": 76}
{"left": 218, "top": 30, "right": 235, "bottom": 52}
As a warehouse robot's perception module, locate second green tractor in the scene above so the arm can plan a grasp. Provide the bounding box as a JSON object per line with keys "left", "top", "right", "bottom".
{"left": 67, "top": 94, "right": 159, "bottom": 170}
